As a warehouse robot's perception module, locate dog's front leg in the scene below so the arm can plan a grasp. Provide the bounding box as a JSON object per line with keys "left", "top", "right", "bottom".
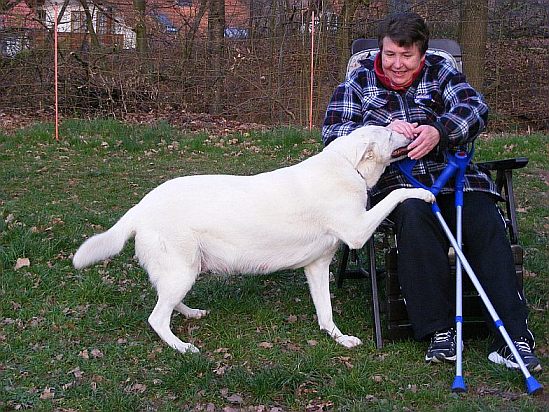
{"left": 304, "top": 257, "right": 362, "bottom": 348}
{"left": 344, "top": 188, "right": 435, "bottom": 249}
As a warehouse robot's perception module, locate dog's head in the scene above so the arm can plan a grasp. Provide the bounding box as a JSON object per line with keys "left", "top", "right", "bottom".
{"left": 327, "top": 125, "right": 411, "bottom": 188}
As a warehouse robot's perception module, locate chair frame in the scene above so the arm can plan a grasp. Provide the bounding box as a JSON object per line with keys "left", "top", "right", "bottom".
{"left": 336, "top": 38, "right": 529, "bottom": 349}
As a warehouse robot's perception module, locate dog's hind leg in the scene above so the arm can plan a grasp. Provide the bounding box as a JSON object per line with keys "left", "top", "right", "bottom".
{"left": 304, "top": 256, "right": 362, "bottom": 349}
{"left": 147, "top": 267, "right": 201, "bottom": 353}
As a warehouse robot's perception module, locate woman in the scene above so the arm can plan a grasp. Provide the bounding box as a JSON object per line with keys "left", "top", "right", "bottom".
{"left": 322, "top": 12, "right": 540, "bottom": 372}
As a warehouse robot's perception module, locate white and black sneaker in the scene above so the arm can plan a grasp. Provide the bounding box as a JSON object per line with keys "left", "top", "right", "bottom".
{"left": 425, "top": 328, "right": 458, "bottom": 363}
{"left": 488, "top": 337, "right": 542, "bottom": 372}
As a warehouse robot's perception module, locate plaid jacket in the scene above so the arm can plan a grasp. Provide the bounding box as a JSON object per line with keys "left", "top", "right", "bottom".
{"left": 322, "top": 54, "right": 499, "bottom": 201}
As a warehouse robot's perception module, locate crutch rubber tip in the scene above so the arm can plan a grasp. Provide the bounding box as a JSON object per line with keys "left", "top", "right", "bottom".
{"left": 526, "top": 376, "right": 543, "bottom": 396}
{"left": 451, "top": 376, "right": 467, "bottom": 393}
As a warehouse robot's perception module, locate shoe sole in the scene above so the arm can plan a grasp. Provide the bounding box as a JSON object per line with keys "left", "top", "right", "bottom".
{"left": 425, "top": 342, "right": 462, "bottom": 363}
{"left": 425, "top": 354, "right": 457, "bottom": 363}
{"left": 488, "top": 351, "right": 542, "bottom": 372}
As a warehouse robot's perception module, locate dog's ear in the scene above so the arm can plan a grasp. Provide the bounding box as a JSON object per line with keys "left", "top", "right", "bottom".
{"left": 358, "top": 141, "right": 376, "bottom": 162}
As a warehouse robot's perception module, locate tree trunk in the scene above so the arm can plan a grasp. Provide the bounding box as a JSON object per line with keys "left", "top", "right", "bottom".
{"left": 208, "top": 0, "right": 225, "bottom": 115}
{"left": 459, "top": 0, "right": 488, "bottom": 91}
{"left": 79, "top": 0, "right": 100, "bottom": 50}
{"left": 133, "top": 0, "right": 147, "bottom": 54}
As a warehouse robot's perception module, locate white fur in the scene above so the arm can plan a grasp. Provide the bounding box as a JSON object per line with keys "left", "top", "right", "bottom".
{"left": 73, "top": 125, "right": 435, "bottom": 353}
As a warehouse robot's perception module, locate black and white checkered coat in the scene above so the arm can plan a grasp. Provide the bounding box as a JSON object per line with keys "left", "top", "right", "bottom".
{"left": 322, "top": 54, "right": 498, "bottom": 200}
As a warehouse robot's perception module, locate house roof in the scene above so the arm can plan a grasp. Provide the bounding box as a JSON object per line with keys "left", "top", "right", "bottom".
{"left": 1, "top": 1, "right": 43, "bottom": 29}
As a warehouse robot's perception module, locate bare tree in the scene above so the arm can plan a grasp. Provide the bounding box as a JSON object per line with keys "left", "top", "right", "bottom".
{"left": 133, "top": 0, "right": 148, "bottom": 54}
{"left": 79, "top": 0, "right": 100, "bottom": 49}
{"left": 208, "top": 0, "right": 225, "bottom": 114}
{"left": 0, "top": 0, "right": 18, "bottom": 12}
{"left": 459, "top": 0, "right": 488, "bottom": 91}
{"left": 181, "top": 0, "right": 208, "bottom": 59}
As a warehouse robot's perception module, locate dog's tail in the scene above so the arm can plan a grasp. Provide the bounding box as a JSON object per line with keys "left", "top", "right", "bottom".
{"left": 73, "top": 209, "right": 136, "bottom": 269}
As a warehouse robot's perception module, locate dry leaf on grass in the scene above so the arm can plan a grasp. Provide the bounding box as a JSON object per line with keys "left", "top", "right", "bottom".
{"left": 67, "top": 367, "right": 83, "bottom": 378}
{"left": 39, "top": 387, "right": 54, "bottom": 400}
{"left": 286, "top": 315, "right": 298, "bottom": 323}
{"left": 14, "top": 258, "right": 30, "bottom": 270}
{"left": 91, "top": 348, "right": 104, "bottom": 358}
{"left": 372, "top": 374, "right": 384, "bottom": 383}
{"left": 125, "top": 383, "right": 147, "bottom": 393}
{"left": 226, "top": 393, "right": 244, "bottom": 404}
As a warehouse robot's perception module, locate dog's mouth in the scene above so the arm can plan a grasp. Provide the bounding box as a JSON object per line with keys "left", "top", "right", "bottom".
{"left": 391, "top": 144, "right": 411, "bottom": 158}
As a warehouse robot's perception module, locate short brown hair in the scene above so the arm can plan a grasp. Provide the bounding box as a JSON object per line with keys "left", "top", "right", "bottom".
{"left": 377, "top": 12, "right": 430, "bottom": 55}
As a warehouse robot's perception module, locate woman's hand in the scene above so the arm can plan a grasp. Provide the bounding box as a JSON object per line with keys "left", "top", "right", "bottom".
{"left": 388, "top": 119, "right": 418, "bottom": 139}
{"left": 406, "top": 125, "right": 440, "bottom": 159}
{"left": 388, "top": 121, "right": 440, "bottom": 159}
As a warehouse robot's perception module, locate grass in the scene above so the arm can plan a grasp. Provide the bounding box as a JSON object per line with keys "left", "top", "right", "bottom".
{"left": 0, "top": 119, "right": 547, "bottom": 411}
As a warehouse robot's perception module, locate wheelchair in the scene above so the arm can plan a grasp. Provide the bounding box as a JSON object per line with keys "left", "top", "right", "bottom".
{"left": 335, "top": 38, "right": 528, "bottom": 349}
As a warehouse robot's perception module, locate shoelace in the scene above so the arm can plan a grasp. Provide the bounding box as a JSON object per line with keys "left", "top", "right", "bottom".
{"left": 513, "top": 340, "right": 532, "bottom": 354}
{"left": 432, "top": 330, "right": 454, "bottom": 343}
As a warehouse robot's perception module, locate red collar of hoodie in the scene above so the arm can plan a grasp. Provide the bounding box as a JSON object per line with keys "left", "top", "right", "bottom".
{"left": 374, "top": 52, "right": 425, "bottom": 91}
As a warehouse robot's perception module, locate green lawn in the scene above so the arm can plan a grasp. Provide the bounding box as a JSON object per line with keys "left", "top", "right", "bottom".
{"left": 1, "top": 120, "right": 547, "bottom": 411}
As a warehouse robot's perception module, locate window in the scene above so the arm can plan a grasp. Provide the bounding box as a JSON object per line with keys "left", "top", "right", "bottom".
{"left": 37, "top": 9, "right": 47, "bottom": 25}
{"left": 71, "top": 11, "right": 87, "bottom": 33}
{"left": 97, "top": 8, "right": 113, "bottom": 34}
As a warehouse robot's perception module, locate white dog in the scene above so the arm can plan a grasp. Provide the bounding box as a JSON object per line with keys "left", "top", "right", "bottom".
{"left": 73, "top": 125, "right": 434, "bottom": 353}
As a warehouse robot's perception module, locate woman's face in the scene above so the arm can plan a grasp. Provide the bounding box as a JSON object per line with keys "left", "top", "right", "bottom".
{"left": 381, "top": 37, "right": 424, "bottom": 87}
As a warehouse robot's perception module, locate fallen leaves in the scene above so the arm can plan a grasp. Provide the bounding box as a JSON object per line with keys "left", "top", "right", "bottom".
{"left": 220, "top": 388, "right": 244, "bottom": 405}
{"left": 67, "top": 367, "right": 83, "bottom": 379}
{"left": 14, "top": 257, "right": 30, "bottom": 270}
{"left": 39, "top": 387, "right": 55, "bottom": 400}
{"left": 79, "top": 348, "right": 104, "bottom": 359}
{"left": 334, "top": 356, "right": 354, "bottom": 369}
{"left": 371, "top": 374, "right": 384, "bottom": 383}
{"left": 125, "top": 382, "right": 147, "bottom": 394}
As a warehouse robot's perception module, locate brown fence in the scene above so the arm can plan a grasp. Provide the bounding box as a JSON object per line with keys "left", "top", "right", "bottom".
{"left": 1, "top": 1, "right": 548, "bottom": 133}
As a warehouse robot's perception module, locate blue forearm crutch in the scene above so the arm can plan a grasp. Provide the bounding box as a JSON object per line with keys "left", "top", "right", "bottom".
{"left": 398, "top": 153, "right": 542, "bottom": 395}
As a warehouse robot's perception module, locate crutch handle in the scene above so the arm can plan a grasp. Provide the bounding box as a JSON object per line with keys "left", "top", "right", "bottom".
{"left": 397, "top": 150, "right": 472, "bottom": 196}
{"left": 431, "top": 151, "right": 471, "bottom": 196}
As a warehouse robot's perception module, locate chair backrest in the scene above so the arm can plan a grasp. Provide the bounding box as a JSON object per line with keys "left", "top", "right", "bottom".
{"left": 346, "top": 38, "right": 462, "bottom": 78}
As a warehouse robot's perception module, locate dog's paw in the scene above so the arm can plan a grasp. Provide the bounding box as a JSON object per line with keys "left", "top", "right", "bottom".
{"left": 336, "top": 334, "right": 363, "bottom": 348}
{"left": 410, "top": 188, "right": 435, "bottom": 203}
{"left": 174, "top": 303, "right": 210, "bottom": 319}
{"left": 185, "top": 308, "right": 210, "bottom": 319}
{"left": 172, "top": 341, "right": 200, "bottom": 354}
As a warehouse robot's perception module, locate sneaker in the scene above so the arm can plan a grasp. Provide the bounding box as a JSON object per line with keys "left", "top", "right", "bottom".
{"left": 425, "top": 328, "right": 458, "bottom": 363}
{"left": 488, "top": 337, "right": 542, "bottom": 372}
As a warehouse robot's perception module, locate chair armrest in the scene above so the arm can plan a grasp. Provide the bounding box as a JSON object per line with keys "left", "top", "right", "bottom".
{"left": 477, "top": 157, "right": 529, "bottom": 171}
{"left": 476, "top": 157, "right": 529, "bottom": 245}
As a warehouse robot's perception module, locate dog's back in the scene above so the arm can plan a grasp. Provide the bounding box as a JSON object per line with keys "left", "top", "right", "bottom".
{"left": 72, "top": 151, "right": 338, "bottom": 273}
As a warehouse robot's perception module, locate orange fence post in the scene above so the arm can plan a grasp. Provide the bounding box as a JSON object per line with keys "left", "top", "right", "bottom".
{"left": 54, "top": 4, "right": 59, "bottom": 141}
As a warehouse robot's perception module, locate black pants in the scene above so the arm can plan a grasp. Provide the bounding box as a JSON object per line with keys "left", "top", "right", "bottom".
{"left": 388, "top": 191, "right": 530, "bottom": 350}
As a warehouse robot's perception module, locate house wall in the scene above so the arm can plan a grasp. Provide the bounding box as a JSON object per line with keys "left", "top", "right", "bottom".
{"left": 41, "top": 0, "right": 136, "bottom": 48}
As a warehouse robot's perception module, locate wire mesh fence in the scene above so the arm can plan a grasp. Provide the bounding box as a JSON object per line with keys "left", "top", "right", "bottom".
{"left": 1, "top": 0, "right": 548, "bottom": 133}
